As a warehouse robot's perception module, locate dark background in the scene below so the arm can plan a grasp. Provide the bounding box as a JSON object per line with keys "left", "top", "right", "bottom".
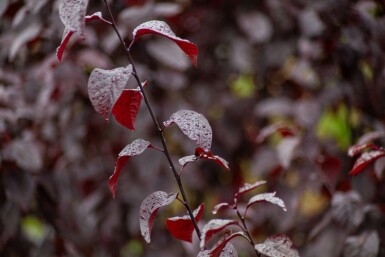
{"left": 1, "top": 0, "right": 385, "bottom": 256}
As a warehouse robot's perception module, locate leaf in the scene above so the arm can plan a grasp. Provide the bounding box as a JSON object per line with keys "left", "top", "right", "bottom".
{"left": 212, "top": 203, "right": 233, "bottom": 215}
{"left": 164, "top": 110, "right": 212, "bottom": 151}
{"left": 59, "top": 0, "right": 89, "bottom": 35}
{"left": 140, "top": 191, "right": 178, "bottom": 243}
{"left": 347, "top": 143, "right": 380, "bottom": 157}
{"left": 200, "top": 219, "right": 239, "bottom": 250}
{"left": 112, "top": 89, "right": 142, "bottom": 130}
{"left": 349, "top": 150, "right": 385, "bottom": 175}
{"left": 130, "top": 20, "right": 198, "bottom": 66}
{"left": 343, "top": 230, "right": 380, "bottom": 257}
{"left": 166, "top": 203, "right": 205, "bottom": 242}
{"left": 276, "top": 137, "right": 300, "bottom": 169}
{"left": 246, "top": 192, "right": 287, "bottom": 212}
{"left": 234, "top": 180, "right": 266, "bottom": 199}
{"left": 254, "top": 234, "right": 299, "bottom": 257}
{"left": 108, "top": 139, "right": 151, "bottom": 198}
{"left": 195, "top": 147, "right": 230, "bottom": 170}
{"left": 57, "top": 12, "right": 112, "bottom": 62}
{"left": 256, "top": 123, "right": 297, "bottom": 143}
{"left": 198, "top": 242, "right": 239, "bottom": 257}
{"left": 179, "top": 155, "right": 199, "bottom": 166}
{"left": 88, "top": 65, "right": 133, "bottom": 121}
{"left": 3, "top": 139, "right": 43, "bottom": 172}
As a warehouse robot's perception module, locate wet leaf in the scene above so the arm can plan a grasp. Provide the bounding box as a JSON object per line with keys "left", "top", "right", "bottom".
{"left": 234, "top": 180, "right": 266, "bottom": 199}
{"left": 195, "top": 147, "right": 230, "bottom": 170}
{"left": 88, "top": 65, "right": 133, "bottom": 121}
{"left": 56, "top": 12, "right": 111, "bottom": 61}
{"left": 349, "top": 150, "right": 385, "bottom": 175}
{"left": 108, "top": 139, "right": 151, "bottom": 198}
{"left": 112, "top": 89, "right": 142, "bottom": 130}
{"left": 347, "top": 143, "right": 380, "bottom": 157}
{"left": 130, "top": 20, "right": 198, "bottom": 66}
{"left": 179, "top": 155, "right": 199, "bottom": 166}
{"left": 212, "top": 203, "right": 233, "bottom": 215}
{"left": 140, "top": 191, "right": 178, "bottom": 243}
{"left": 164, "top": 110, "right": 212, "bottom": 151}
{"left": 200, "top": 219, "right": 239, "bottom": 249}
{"left": 58, "top": 0, "right": 89, "bottom": 35}
{"left": 198, "top": 242, "right": 239, "bottom": 257}
{"left": 166, "top": 203, "right": 205, "bottom": 242}
{"left": 246, "top": 192, "right": 287, "bottom": 212}
{"left": 254, "top": 234, "right": 299, "bottom": 257}
{"left": 343, "top": 230, "right": 379, "bottom": 257}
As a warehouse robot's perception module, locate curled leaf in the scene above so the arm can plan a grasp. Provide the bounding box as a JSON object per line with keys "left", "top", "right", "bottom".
{"left": 347, "top": 143, "right": 380, "bottom": 157}
{"left": 195, "top": 147, "right": 230, "bottom": 170}
{"left": 140, "top": 191, "right": 178, "bottom": 243}
{"left": 179, "top": 155, "right": 199, "bottom": 166}
{"left": 166, "top": 203, "right": 205, "bottom": 242}
{"left": 254, "top": 234, "right": 299, "bottom": 257}
{"left": 164, "top": 110, "right": 212, "bottom": 151}
{"left": 234, "top": 180, "right": 266, "bottom": 199}
{"left": 88, "top": 65, "right": 133, "bottom": 120}
{"left": 130, "top": 20, "right": 198, "bottom": 66}
{"left": 200, "top": 219, "right": 239, "bottom": 250}
{"left": 246, "top": 192, "right": 287, "bottom": 212}
{"left": 349, "top": 150, "right": 385, "bottom": 175}
{"left": 108, "top": 139, "right": 151, "bottom": 198}
{"left": 112, "top": 89, "right": 142, "bottom": 130}
{"left": 212, "top": 203, "right": 233, "bottom": 215}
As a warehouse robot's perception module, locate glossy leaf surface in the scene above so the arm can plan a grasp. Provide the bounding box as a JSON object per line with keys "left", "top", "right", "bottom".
{"left": 246, "top": 192, "right": 287, "bottom": 212}
{"left": 112, "top": 89, "right": 142, "bottom": 130}
{"left": 254, "top": 234, "right": 299, "bottom": 257}
{"left": 349, "top": 150, "right": 385, "bottom": 175}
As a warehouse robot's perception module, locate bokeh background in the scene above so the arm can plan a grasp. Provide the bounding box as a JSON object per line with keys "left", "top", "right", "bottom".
{"left": 1, "top": 0, "right": 385, "bottom": 256}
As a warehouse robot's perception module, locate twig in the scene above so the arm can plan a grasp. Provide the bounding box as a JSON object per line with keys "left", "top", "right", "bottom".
{"left": 102, "top": 0, "right": 201, "bottom": 240}
{"left": 236, "top": 208, "right": 261, "bottom": 257}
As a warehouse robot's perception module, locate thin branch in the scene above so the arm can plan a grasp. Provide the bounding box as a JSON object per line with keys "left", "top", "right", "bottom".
{"left": 102, "top": 0, "right": 201, "bottom": 240}
{"left": 236, "top": 208, "right": 261, "bottom": 257}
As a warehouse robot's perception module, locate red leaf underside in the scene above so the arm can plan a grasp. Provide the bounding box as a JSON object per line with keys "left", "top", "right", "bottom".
{"left": 108, "top": 156, "right": 129, "bottom": 199}
{"left": 348, "top": 143, "right": 381, "bottom": 157}
{"left": 349, "top": 150, "right": 385, "bottom": 175}
{"left": 195, "top": 147, "right": 229, "bottom": 170}
{"left": 112, "top": 89, "right": 142, "bottom": 130}
{"left": 200, "top": 220, "right": 239, "bottom": 249}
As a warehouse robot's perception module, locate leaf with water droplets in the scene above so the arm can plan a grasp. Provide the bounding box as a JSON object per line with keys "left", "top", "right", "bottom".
{"left": 347, "top": 143, "right": 380, "bottom": 157}
{"left": 130, "top": 20, "right": 198, "bottom": 66}
{"left": 56, "top": 12, "right": 111, "bottom": 61}
{"left": 112, "top": 89, "right": 142, "bottom": 130}
{"left": 200, "top": 219, "right": 239, "bottom": 250}
{"left": 246, "top": 192, "right": 287, "bottom": 212}
{"left": 164, "top": 110, "right": 212, "bottom": 151}
{"left": 179, "top": 155, "right": 199, "bottom": 166}
{"left": 108, "top": 139, "right": 151, "bottom": 198}
{"left": 234, "top": 180, "right": 266, "bottom": 199}
{"left": 212, "top": 203, "right": 233, "bottom": 215}
{"left": 198, "top": 242, "right": 239, "bottom": 257}
{"left": 349, "top": 150, "right": 385, "bottom": 175}
{"left": 195, "top": 147, "right": 230, "bottom": 170}
{"left": 59, "top": 0, "right": 89, "bottom": 35}
{"left": 254, "top": 234, "right": 299, "bottom": 257}
{"left": 140, "top": 191, "right": 178, "bottom": 243}
{"left": 88, "top": 65, "right": 133, "bottom": 121}
{"left": 166, "top": 203, "right": 204, "bottom": 243}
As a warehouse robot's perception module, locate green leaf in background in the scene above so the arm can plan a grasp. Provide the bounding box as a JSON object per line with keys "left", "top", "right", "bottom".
{"left": 316, "top": 104, "right": 352, "bottom": 150}
{"left": 230, "top": 74, "right": 255, "bottom": 98}
{"left": 21, "top": 215, "right": 46, "bottom": 243}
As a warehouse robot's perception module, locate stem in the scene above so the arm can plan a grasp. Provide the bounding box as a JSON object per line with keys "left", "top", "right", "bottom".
{"left": 236, "top": 209, "right": 261, "bottom": 257}
{"left": 102, "top": 0, "right": 201, "bottom": 240}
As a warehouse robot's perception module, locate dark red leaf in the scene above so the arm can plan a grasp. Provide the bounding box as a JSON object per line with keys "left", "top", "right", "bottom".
{"left": 166, "top": 203, "right": 205, "bottom": 242}
{"left": 112, "top": 89, "right": 142, "bottom": 130}
{"left": 349, "top": 150, "right": 385, "bottom": 175}
{"left": 200, "top": 219, "right": 239, "bottom": 250}
{"left": 56, "top": 12, "right": 111, "bottom": 62}
{"left": 108, "top": 139, "right": 151, "bottom": 198}
{"left": 347, "top": 143, "right": 380, "bottom": 157}
{"left": 195, "top": 147, "right": 229, "bottom": 170}
{"left": 140, "top": 191, "right": 178, "bottom": 243}
{"left": 234, "top": 180, "right": 266, "bottom": 199}
{"left": 254, "top": 234, "right": 299, "bottom": 257}
{"left": 88, "top": 65, "right": 133, "bottom": 120}
{"left": 246, "top": 192, "right": 287, "bottom": 212}
{"left": 164, "top": 110, "right": 212, "bottom": 151}
{"left": 130, "top": 20, "right": 198, "bottom": 66}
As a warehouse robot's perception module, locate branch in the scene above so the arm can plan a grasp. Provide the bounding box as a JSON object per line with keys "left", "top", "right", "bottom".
{"left": 102, "top": 0, "right": 201, "bottom": 240}
{"left": 236, "top": 208, "right": 261, "bottom": 257}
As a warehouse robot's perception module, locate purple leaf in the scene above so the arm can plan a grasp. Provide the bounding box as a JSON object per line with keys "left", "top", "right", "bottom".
{"left": 200, "top": 219, "right": 239, "bottom": 250}
{"left": 164, "top": 110, "right": 212, "bottom": 151}
{"left": 130, "top": 20, "right": 198, "bottom": 66}
{"left": 234, "top": 180, "right": 266, "bottom": 199}
{"left": 56, "top": 12, "right": 111, "bottom": 62}
{"left": 166, "top": 203, "right": 205, "bottom": 243}
{"left": 140, "top": 191, "right": 178, "bottom": 243}
{"left": 198, "top": 242, "right": 239, "bottom": 257}
{"left": 112, "top": 89, "right": 142, "bottom": 130}
{"left": 254, "top": 234, "right": 299, "bottom": 257}
{"left": 349, "top": 150, "right": 385, "bottom": 175}
{"left": 58, "top": 0, "right": 89, "bottom": 36}
{"left": 347, "top": 143, "right": 380, "bottom": 157}
{"left": 108, "top": 139, "right": 151, "bottom": 198}
{"left": 246, "top": 192, "right": 287, "bottom": 212}
{"left": 88, "top": 65, "right": 133, "bottom": 121}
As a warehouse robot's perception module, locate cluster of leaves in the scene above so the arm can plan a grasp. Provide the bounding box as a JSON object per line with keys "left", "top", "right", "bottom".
{"left": 1, "top": 0, "right": 385, "bottom": 256}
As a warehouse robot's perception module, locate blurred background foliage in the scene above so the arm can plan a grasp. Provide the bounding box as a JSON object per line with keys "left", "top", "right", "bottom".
{"left": 1, "top": 0, "right": 385, "bottom": 256}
